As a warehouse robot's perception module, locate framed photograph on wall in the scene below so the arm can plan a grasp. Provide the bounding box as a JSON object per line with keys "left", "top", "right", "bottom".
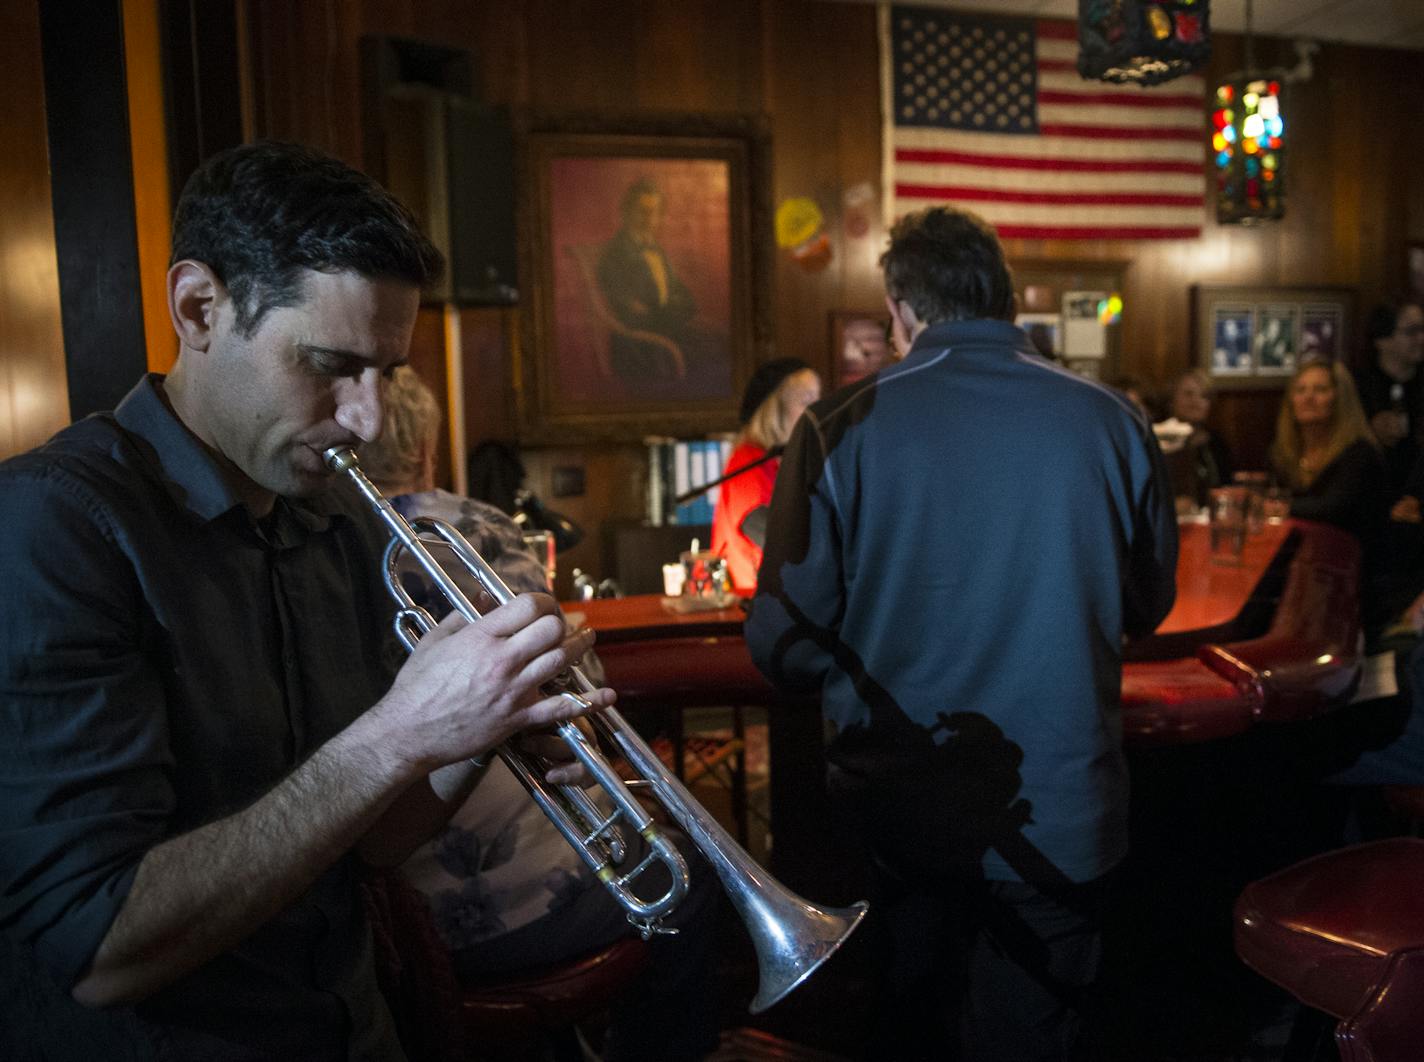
{"left": 516, "top": 112, "right": 772, "bottom": 442}
{"left": 830, "top": 311, "right": 894, "bottom": 388}
{"left": 1193, "top": 285, "right": 1356, "bottom": 389}
{"left": 1301, "top": 305, "right": 1343, "bottom": 360}
{"left": 1254, "top": 304, "right": 1299, "bottom": 375}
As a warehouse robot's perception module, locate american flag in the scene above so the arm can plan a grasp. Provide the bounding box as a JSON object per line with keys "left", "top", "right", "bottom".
{"left": 882, "top": 5, "right": 1206, "bottom": 240}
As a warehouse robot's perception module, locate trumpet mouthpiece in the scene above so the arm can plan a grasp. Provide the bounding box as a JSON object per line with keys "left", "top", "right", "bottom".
{"left": 323, "top": 447, "right": 359, "bottom": 473}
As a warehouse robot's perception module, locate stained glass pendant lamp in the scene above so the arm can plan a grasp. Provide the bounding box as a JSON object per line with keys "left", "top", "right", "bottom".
{"left": 1077, "top": 0, "right": 1211, "bottom": 86}
{"left": 1211, "top": 1, "right": 1285, "bottom": 223}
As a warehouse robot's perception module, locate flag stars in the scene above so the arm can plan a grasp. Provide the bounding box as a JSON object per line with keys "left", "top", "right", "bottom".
{"left": 891, "top": 10, "right": 1039, "bottom": 135}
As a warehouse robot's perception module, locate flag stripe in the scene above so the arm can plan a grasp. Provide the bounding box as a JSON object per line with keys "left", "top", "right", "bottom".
{"left": 1038, "top": 69, "right": 1201, "bottom": 96}
{"left": 896, "top": 160, "right": 1203, "bottom": 194}
{"left": 897, "top": 148, "right": 1202, "bottom": 175}
{"left": 885, "top": 5, "right": 1206, "bottom": 239}
{"left": 1037, "top": 89, "right": 1205, "bottom": 110}
{"left": 896, "top": 126, "right": 1204, "bottom": 162}
{"left": 1036, "top": 20, "right": 1079, "bottom": 41}
{"left": 896, "top": 184, "right": 1204, "bottom": 207}
{"left": 1039, "top": 103, "right": 1205, "bottom": 128}
{"left": 996, "top": 224, "right": 1205, "bottom": 239}
{"left": 1037, "top": 122, "right": 1203, "bottom": 142}
{"left": 927, "top": 200, "right": 1205, "bottom": 226}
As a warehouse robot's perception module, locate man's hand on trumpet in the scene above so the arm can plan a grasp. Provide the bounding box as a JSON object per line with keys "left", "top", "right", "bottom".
{"left": 372, "top": 591, "right": 615, "bottom": 779}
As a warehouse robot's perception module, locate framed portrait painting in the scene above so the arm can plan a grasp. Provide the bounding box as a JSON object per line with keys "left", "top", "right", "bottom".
{"left": 1192, "top": 285, "right": 1355, "bottom": 389}
{"left": 516, "top": 112, "right": 772, "bottom": 442}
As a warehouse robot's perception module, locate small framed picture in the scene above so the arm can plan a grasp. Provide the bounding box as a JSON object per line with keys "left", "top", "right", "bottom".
{"left": 1301, "top": 305, "right": 1343, "bottom": 360}
{"left": 1194, "top": 286, "right": 1355, "bottom": 389}
{"left": 1253, "top": 304, "right": 1298, "bottom": 375}
{"left": 1211, "top": 306, "right": 1254, "bottom": 375}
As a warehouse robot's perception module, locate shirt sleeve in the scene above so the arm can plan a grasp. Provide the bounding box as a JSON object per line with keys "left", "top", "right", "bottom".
{"left": 744, "top": 414, "right": 845, "bottom": 693}
{"left": 0, "top": 467, "right": 175, "bottom": 987}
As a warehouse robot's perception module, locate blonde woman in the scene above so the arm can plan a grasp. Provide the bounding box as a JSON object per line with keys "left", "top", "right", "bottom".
{"left": 710, "top": 358, "right": 822, "bottom": 593}
{"left": 1269, "top": 359, "right": 1386, "bottom": 542}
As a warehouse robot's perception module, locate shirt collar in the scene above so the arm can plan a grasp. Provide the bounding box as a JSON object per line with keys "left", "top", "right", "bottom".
{"left": 113, "top": 374, "right": 341, "bottom": 533}
{"left": 907, "top": 318, "right": 1032, "bottom": 359}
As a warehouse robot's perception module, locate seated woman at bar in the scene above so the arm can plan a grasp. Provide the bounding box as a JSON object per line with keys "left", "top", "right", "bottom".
{"left": 711, "top": 358, "right": 821, "bottom": 594}
{"left": 1270, "top": 359, "right": 1389, "bottom": 626}
{"left": 1269, "top": 360, "right": 1385, "bottom": 537}
{"left": 1161, "top": 368, "right": 1232, "bottom": 510}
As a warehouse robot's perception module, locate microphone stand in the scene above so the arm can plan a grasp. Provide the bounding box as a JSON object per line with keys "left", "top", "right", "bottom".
{"left": 673, "top": 445, "right": 784, "bottom": 505}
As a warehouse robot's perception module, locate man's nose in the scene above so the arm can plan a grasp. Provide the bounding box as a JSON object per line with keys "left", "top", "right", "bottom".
{"left": 334, "top": 370, "right": 384, "bottom": 442}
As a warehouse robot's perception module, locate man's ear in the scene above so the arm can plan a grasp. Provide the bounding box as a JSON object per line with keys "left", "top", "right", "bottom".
{"left": 884, "top": 294, "right": 916, "bottom": 358}
{"left": 167, "top": 260, "right": 224, "bottom": 353}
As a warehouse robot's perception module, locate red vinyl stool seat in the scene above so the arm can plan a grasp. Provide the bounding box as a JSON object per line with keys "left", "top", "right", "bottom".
{"left": 457, "top": 935, "right": 650, "bottom": 1043}
{"left": 363, "top": 871, "right": 649, "bottom": 1061}
{"left": 1234, "top": 838, "right": 1424, "bottom": 1061}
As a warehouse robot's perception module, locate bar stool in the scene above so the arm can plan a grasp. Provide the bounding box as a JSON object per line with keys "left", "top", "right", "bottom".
{"left": 363, "top": 871, "right": 650, "bottom": 1062}
{"left": 1234, "top": 838, "right": 1424, "bottom": 1061}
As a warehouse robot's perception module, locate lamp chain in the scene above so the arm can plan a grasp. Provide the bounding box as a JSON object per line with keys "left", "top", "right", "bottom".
{"left": 1244, "top": 0, "right": 1255, "bottom": 77}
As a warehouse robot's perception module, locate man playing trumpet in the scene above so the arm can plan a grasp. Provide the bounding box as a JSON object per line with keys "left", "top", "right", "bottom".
{"left": 0, "top": 141, "right": 612, "bottom": 1060}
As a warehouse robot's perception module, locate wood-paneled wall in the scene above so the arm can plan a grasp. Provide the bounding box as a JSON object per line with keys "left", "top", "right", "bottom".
{"left": 249, "top": 2, "right": 1424, "bottom": 583}
{"left": 0, "top": 0, "right": 68, "bottom": 461}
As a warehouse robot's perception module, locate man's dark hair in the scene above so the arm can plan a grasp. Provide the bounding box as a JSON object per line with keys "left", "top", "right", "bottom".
{"left": 1365, "top": 297, "right": 1424, "bottom": 348}
{"left": 170, "top": 141, "right": 444, "bottom": 336}
{"left": 880, "top": 207, "right": 1014, "bottom": 325}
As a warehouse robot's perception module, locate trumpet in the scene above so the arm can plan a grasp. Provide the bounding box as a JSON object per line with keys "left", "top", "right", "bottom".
{"left": 325, "top": 447, "right": 866, "bottom": 1013}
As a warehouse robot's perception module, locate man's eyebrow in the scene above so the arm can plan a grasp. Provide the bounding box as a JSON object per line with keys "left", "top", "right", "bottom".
{"left": 298, "top": 344, "right": 372, "bottom": 362}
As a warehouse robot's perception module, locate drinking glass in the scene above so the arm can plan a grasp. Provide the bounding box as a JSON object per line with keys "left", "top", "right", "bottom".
{"left": 1263, "top": 487, "right": 1291, "bottom": 525}
{"left": 1209, "top": 487, "right": 1248, "bottom": 563}
{"left": 1232, "top": 471, "right": 1269, "bottom": 535}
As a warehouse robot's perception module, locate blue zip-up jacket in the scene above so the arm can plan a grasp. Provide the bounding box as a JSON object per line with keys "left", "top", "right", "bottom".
{"left": 746, "top": 319, "right": 1177, "bottom": 884}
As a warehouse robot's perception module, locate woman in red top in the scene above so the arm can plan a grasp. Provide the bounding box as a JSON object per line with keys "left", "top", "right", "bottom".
{"left": 712, "top": 358, "right": 822, "bottom": 593}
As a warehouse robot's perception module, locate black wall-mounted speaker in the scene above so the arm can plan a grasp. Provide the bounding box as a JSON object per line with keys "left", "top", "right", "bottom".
{"left": 444, "top": 99, "right": 518, "bottom": 306}
{"left": 362, "top": 37, "right": 517, "bottom": 306}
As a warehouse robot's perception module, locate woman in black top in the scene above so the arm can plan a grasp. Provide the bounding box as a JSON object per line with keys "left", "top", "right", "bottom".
{"left": 1164, "top": 368, "right": 1233, "bottom": 509}
{"left": 1270, "top": 359, "right": 1390, "bottom": 628}
{"left": 1269, "top": 360, "right": 1384, "bottom": 535}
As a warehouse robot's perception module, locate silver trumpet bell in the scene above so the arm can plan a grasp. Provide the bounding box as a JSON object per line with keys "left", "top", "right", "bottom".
{"left": 326, "top": 447, "right": 867, "bottom": 1013}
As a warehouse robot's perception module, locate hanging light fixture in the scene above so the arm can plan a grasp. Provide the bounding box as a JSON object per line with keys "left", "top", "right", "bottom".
{"left": 1210, "top": 0, "right": 1287, "bottom": 223}
{"left": 1077, "top": 0, "right": 1212, "bottom": 87}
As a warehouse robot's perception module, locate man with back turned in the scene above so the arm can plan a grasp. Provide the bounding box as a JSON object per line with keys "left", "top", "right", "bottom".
{"left": 745, "top": 206, "right": 1177, "bottom": 1060}
{"left": 0, "top": 142, "right": 611, "bottom": 1060}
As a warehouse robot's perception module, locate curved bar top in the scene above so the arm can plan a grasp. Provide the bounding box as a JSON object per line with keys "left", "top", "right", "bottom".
{"left": 566, "top": 518, "right": 1362, "bottom": 746}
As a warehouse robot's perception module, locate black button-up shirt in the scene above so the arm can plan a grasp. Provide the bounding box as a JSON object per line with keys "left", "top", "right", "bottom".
{"left": 0, "top": 376, "right": 404, "bottom": 1060}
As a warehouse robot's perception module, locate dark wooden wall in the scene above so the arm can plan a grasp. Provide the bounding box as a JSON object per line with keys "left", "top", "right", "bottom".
{"left": 8, "top": 0, "right": 1422, "bottom": 580}
{"left": 0, "top": 0, "right": 68, "bottom": 460}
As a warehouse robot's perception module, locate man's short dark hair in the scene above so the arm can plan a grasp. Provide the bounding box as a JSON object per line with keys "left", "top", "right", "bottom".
{"left": 880, "top": 207, "right": 1014, "bottom": 325}
{"left": 170, "top": 141, "right": 444, "bottom": 336}
{"left": 1365, "top": 297, "right": 1424, "bottom": 348}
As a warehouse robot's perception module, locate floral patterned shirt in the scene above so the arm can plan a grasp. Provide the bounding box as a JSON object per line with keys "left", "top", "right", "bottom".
{"left": 392, "top": 489, "right": 593, "bottom": 950}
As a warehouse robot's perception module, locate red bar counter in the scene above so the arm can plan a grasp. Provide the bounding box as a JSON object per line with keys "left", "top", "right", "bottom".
{"left": 566, "top": 518, "right": 1363, "bottom": 745}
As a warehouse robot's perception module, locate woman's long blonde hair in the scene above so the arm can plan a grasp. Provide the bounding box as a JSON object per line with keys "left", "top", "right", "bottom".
{"left": 741, "top": 369, "right": 820, "bottom": 451}
{"left": 1269, "top": 359, "right": 1376, "bottom": 489}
